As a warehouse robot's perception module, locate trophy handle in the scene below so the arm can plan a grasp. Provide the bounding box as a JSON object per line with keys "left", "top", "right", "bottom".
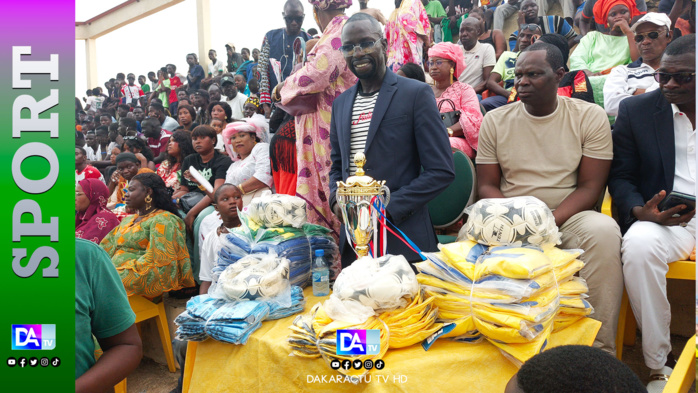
{"left": 380, "top": 185, "right": 390, "bottom": 207}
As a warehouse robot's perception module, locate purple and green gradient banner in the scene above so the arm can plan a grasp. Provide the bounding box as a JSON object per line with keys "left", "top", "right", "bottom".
{"left": 1, "top": 1, "right": 75, "bottom": 391}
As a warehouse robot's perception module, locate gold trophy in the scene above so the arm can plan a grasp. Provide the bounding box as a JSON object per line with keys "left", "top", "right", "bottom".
{"left": 336, "top": 152, "right": 390, "bottom": 258}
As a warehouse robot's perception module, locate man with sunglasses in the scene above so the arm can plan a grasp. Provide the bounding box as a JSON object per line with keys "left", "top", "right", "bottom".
{"left": 258, "top": 0, "right": 312, "bottom": 116}
{"left": 608, "top": 34, "right": 695, "bottom": 392}
{"left": 604, "top": 13, "right": 672, "bottom": 116}
{"left": 329, "top": 12, "right": 455, "bottom": 267}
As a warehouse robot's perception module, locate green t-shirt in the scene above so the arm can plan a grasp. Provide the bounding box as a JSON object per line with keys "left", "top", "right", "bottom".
{"left": 492, "top": 51, "right": 519, "bottom": 90}
{"left": 157, "top": 79, "right": 171, "bottom": 108}
{"left": 141, "top": 84, "right": 150, "bottom": 94}
{"left": 75, "top": 238, "right": 135, "bottom": 379}
{"left": 425, "top": 0, "right": 447, "bottom": 19}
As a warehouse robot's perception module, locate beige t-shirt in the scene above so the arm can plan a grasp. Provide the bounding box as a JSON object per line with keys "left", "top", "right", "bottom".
{"left": 476, "top": 96, "right": 613, "bottom": 210}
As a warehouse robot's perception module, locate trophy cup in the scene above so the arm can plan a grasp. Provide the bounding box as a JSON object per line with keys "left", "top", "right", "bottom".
{"left": 336, "top": 152, "right": 390, "bottom": 258}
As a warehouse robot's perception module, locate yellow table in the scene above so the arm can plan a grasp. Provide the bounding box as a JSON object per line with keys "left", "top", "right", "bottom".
{"left": 183, "top": 288, "right": 601, "bottom": 393}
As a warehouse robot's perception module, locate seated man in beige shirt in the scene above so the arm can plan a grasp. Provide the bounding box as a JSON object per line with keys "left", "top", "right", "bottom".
{"left": 476, "top": 41, "right": 622, "bottom": 355}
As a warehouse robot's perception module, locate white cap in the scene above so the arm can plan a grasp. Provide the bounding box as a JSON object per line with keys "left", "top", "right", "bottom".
{"left": 631, "top": 12, "right": 672, "bottom": 32}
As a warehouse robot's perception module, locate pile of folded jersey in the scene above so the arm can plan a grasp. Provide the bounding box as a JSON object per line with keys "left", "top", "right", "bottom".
{"left": 215, "top": 223, "right": 338, "bottom": 288}
{"left": 174, "top": 285, "right": 306, "bottom": 343}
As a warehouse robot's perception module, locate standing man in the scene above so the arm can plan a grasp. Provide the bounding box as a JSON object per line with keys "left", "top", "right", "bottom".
{"left": 207, "top": 49, "right": 225, "bottom": 78}
{"left": 121, "top": 74, "right": 143, "bottom": 106}
{"left": 259, "top": 0, "right": 312, "bottom": 116}
{"left": 493, "top": 0, "right": 522, "bottom": 31}
{"left": 221, "top": 75, "right": 248, "bottom": 120}
{"left": 329, "top": 13, "right": 455, "bottom": 266}
{"left": 138, "top": 75, "right": 150, "bottom": 94}
{"left": 186, "top": 54, "right": 206, "bottom": 91}
{"left": 477, "top": 41, "right": 623, "bottom": 355}
{"left": 603, "top": 12, "right": 672, "bottom": 116}
{"left": 166, "top": 64, "right": 184, "bottom": 116}
{"left": 608, "top": 34, "right": 695, "bottom": 391}
{"left": 459, "top": 17, "right": 496, "bottom": 95}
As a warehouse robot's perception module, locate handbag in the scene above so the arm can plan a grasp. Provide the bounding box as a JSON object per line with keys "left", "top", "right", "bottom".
{"left": 438, "top": 99, "right": 460, "bottom": 128}
{"left": 179, "top": 191, "right": 205, "bottom": 213}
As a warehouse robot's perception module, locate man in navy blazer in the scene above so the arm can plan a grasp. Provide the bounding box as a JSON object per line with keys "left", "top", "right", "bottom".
{"left": 608, "top": 35, "right": 695, "bottom": 390}
{"left": 329, "top": 13, "right": 455, "bottom": 266}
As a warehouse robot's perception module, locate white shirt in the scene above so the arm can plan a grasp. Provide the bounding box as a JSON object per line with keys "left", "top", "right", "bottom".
{"left": 161, "top": 116, "right": 179, "bottom": 132}
{"left": 83, "top": 144, "right": 102, "bottom": 161}
{"left": 671, "top": 104, "right": 696, "bottom": 196}
{"left": 604, "top": 59, "right": 659, "bottom": 116}
{"left": 226, "top": 93, "right": 248, "bottom": 120}
{"left": 208, "top": 59, "right": 225, "bottom": 76}
{"left": 459, "top": 42, "right": 497, "bottom": 89}
{"left": 199, "top": 227, "right": 227, "bottom": 284}
{"left": 225, "top": 142, "right": 273, "bottom": 187}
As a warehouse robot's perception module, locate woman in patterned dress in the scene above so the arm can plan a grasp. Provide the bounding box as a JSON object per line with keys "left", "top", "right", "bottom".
{"left": 100, "top": 173, "right": 195, "bottom": 298}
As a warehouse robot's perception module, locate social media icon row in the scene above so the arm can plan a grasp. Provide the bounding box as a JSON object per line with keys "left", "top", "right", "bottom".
{"left": 7, "top": 357, "right": 59, "bottom": 368}
{"left": 329, "top": 358, "right": 385, "bottom": 371}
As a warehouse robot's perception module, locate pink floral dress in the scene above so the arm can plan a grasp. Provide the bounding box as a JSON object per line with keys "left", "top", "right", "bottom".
{"left": 385, "top": 0, "right": 431, "bottom": 72}
{"left": 280, "top": 15, "right": 358, "bottom": 238}
{"left": 435, "top": 81, "right": 483, "bottom": 159}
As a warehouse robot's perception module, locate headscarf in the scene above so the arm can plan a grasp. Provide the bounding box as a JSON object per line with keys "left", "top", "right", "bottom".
{"left": 222, "top": 116, "right": 270, "bottom": 161}
{"left": 75, "top": 178, "right": 121, "bottom": 244}
{"left": 308, "top": 0, "right": 352, "bottom": 10}
{"left": 428, "top": 42, "right": 467, "bottom": 80}
{"left": 245, "top": 96, "right": 261, "bottom": 108}
{"left": 593, "top": 0, "right": 642, "bottom": 28}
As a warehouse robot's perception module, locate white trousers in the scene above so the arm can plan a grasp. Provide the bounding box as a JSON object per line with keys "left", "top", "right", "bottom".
{"left": 621, "top": 217, "right": 695, "bottom": 369}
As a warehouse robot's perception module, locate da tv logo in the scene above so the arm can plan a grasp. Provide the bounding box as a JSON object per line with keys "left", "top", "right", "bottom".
{"left": 336, "top": 329, "right": 380, "bottom": 355}
{"left": 12, "top": 325, "right": 56, "bottom": 350}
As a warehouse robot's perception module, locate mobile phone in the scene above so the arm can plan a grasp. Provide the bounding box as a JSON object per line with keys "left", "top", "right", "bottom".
{"left": 657, "top": 191, "right": 696, "bottom": 215}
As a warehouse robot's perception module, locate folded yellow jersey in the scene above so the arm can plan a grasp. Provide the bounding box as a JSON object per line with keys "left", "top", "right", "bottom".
{"left": 487, "top": 323, "right": 552, "bottom": 366}
{"left": 474, "top": 247, "right": 552, "bottom": 280}
{"left": 544, "top": 248, "right": 583, "bottom": 268}
{"left": 558, "top": 277, "right": 589, "bottom": 296}
{"left": 439, "top": 241, "right": 488, "bottom": 280}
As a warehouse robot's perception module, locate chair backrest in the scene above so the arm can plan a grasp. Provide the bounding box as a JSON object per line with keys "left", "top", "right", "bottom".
{"left": 428, "top": 149, "right": 477, "bottom": 228}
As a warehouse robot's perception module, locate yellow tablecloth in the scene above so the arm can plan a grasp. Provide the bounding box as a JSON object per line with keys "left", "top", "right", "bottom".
{"left": 186, "top": 287, "right": 601, "bottom": 393}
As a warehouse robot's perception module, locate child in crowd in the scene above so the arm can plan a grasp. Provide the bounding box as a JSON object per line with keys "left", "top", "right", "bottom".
{"left": 198, "top": 183, "right": 243, "bottom": 295}
{"left": 210, "top": 118, "right": 226, "bottom": 154}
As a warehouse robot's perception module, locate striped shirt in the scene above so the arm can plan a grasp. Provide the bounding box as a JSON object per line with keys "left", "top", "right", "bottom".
{"left": 508, "top": 16, "right": 577, "bottom": 51}
{"left": 349, "top": 91, "right": 379, "bottom": 175}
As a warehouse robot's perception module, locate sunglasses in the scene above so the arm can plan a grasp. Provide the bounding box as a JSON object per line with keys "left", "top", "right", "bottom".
{"left": 339, "top": 39, "right": 381, "bottom": 56}
{"left": 427, "top": 59, "right": 451, "bottom": 68}
{"left": 519, "top": 24, "right": 541, "bottom": 32}
{"left": 633, "top": 30, "right": 667, "bottom": 43}
{"left": 653, "top": 72, "right": 696, "bottom": 85}
{"left": 284, "top": 15, "right": 304, "bottom": 24}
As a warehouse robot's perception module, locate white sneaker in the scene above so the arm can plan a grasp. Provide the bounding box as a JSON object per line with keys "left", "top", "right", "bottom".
{"left": 647, "top": 366, "right": 673, "bottom": 393}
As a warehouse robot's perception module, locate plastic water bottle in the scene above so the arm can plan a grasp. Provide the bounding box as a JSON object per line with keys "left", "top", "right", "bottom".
{"left": 312, "top": 249, "right": 330, "bottom": 296}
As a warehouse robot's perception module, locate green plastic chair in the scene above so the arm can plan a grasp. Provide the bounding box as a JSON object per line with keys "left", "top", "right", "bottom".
{"left": 428, "top": 150, "right": 477, "bottom": 238}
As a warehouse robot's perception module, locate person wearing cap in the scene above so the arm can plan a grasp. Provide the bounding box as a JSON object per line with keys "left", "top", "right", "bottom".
{"left": 603, "top": 12, "right": 673, "bottom": 116}
{"left": 221, "top": 75, "right": 248, "bottom": 121}
{"left": 186, "top": 53, "right": 206, "bottom": 91}
{"left": 225, "top": 43, "right": 244, "bottom": 74}
{"left": 207, "top": 49, "right": 225, "bottom": 78}
{"left": 608, "top": 35, "right": 696, "bottom": 392}
{"left": 258, "top": 0, "right": 313, "bottom": 116}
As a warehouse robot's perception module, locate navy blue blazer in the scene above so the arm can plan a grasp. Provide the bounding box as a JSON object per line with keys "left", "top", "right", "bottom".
{"left": 329, "top": 69, "right": 455, "bottom": 262}
{"left": 608, "top": 89, "right": 676, "bottom": 234}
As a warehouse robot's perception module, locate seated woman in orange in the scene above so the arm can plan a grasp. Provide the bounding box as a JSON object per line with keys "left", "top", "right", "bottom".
{"left": 428, "top": 42, "right": 484, "bottom": 159}
{"left": 100, "top": 173, "right": 195, "bottom": 298}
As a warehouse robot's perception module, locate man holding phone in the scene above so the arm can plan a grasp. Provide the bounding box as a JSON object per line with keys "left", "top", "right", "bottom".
{"left": 608, "top": 34, "right": 695, "bottom": 391}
